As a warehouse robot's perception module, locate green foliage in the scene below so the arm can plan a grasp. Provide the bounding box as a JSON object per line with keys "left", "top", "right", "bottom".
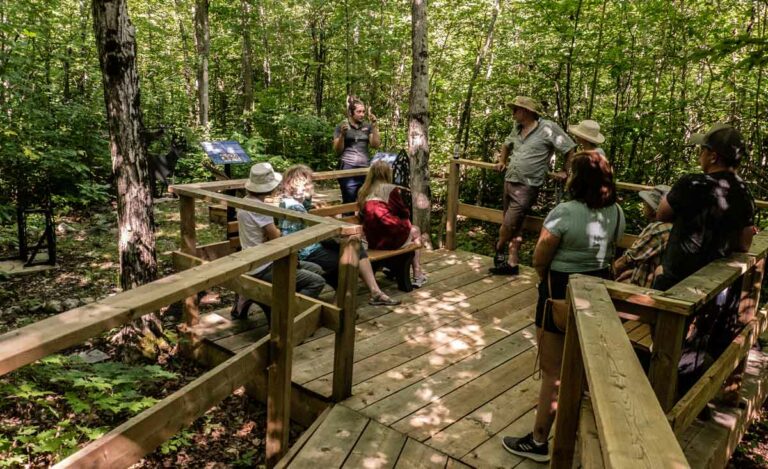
{"left": 0, "top": 355, "right": 179, "bottom": 464}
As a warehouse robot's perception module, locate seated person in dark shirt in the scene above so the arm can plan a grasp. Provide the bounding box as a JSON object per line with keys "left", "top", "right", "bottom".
{"left": 654, "top": 123, "right": 756, "bottom": 396}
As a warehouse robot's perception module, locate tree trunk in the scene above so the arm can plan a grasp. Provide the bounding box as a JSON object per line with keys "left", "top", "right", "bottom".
{"left": 408, "top": 0, "right": 431, "bottom": 244}
{"left": 562, "top": 0, "right": 583, "bottom": 128}
{"left": 241, "top": 0, "right": 254, "bottom": 130}
{"left": 453, "top": 0, "right": 500, "bottom": 160}
{"left": 194, "top": 0, "right": 210, "bottom": 129}
{"left": 257, "top": 0, "right": 271, "bottom": 88}
{"left": 92, "top": 0, "right": 165, "bottom": 361}
{"left": 173, "top": 0, "right": 197, "bottom": 126}
{"left": 586, "top": 0, "right": 608, "bottom": 119}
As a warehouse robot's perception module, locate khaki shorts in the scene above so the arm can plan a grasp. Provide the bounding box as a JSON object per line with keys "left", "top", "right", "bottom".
{"left": 502, "top": 181, "right": 540, "bottom": 238}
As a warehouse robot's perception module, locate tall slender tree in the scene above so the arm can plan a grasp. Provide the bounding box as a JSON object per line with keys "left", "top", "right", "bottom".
{"left": 409, "top": 0, "right": 430, "bottom": 242}
{"left": 194, "top": 0, "right": 210, "bottom": 128}
{"left": 92, "top": 0, "right": 165, "bottom": 358}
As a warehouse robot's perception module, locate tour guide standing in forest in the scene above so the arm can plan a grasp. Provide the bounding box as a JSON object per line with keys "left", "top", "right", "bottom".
{"left": 490, "top": 96, "right": 576, "bottom": 275}
{"left": 333, "top": 97, "right": 381, "bottom": 204}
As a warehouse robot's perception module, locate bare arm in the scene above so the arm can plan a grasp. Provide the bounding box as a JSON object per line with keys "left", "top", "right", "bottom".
{"left": 656, "top": 196, "right": 674, "bottom": 222}
{"left": 495, "top": 143, "right": 510, "bottom": 172}
{"left": 263, "top": 223, "right": 282, "bottom": 241}
{"left": 533, "top": 227, "right": 561, "bottom": 280}
{"left": 333, "top": 121, "right": 348, "bottom": 155}
{"left": 369, "top": 123, "right": 381, "bottom": 149}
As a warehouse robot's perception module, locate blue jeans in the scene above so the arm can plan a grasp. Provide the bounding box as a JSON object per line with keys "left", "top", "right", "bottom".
{"left": 234, "top": 261, "right": 325, "bottom": 319}
{"left": 338, "top": 163, "right": 367, "bottom": 204}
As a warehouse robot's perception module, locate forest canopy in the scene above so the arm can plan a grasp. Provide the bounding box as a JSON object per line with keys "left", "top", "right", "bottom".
{"left": 1, "top": 0, "right": 766, "bottom": 216}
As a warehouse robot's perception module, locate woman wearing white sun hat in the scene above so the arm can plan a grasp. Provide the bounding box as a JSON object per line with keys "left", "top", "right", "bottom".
{"left": 568, "top": 119, "right": 606, "bottom": 157}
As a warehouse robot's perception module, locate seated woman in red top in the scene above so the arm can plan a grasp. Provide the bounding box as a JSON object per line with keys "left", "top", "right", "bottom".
{"left": 357, "top": 161, "right": 427, "bottom": 287}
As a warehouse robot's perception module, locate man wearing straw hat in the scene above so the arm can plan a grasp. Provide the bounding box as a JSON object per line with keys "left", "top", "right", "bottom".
{"left": 490, "top": 96, "right": 576, "bottom": 276}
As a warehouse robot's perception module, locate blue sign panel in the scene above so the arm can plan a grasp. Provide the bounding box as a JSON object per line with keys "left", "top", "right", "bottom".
{"left": 201, "top": 141, "right": 251, "bottom": 165}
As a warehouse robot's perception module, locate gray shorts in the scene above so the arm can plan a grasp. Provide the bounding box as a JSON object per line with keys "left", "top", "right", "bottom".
{"left": 502, "top": 181, "right": 539, "bottom": 238}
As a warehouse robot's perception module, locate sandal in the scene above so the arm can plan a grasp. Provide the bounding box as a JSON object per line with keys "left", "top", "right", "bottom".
{"left": 369, "top": 292, "right": 401, "bottom": 306}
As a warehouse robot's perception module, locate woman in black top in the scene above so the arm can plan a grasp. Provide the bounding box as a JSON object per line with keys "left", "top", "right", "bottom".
{"left": 333, "top": 97, "right": 381, "bottom": 203}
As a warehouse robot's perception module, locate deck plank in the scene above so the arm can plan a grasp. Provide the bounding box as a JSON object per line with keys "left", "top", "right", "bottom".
{"left": 423, "top": 373, "right": 540, "bottom": 458}
{"left": 294, "top": 275, "right": 536, "bottom": 388}
{"left": 394, "top": 438, "right": 448, "bottom": 469}
{"left": 343, "top": 304, "right": 536, "bottom": 412}
{"left": 461, "top": 408, "right": 537, "bottom": 468}
{"left": 286, "top": 405, "right": 368, "bottom": 468}
{"left": 341, "top": 416, "right": 407, "bottom": 469}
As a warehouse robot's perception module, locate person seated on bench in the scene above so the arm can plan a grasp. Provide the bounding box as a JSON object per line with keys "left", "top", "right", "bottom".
{"left": 654, "top": 124, "right": 755, "bottom": 397}
{"left": 230, "top": 163, "right": 326, "bottom": 320}
{"left": 357, "top": 160, "right": 427, "bottom": 288}
{"left": 502, "top": 151, "right": 624, "bottom": 463}
{"left": 612, "top": 184, "right": 672, "bottom": 287}
{"left": 278, "top": 164, "right": 401, "bottom": 306}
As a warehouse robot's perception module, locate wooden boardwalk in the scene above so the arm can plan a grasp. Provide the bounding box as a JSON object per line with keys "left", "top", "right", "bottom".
{"left": 192, "top": 248, "right": 765, "bottom": 468}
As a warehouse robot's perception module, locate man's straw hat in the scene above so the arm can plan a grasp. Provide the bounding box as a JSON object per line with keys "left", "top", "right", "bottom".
{"left": 511, "top": 96, "right": 543, "bottom": 116}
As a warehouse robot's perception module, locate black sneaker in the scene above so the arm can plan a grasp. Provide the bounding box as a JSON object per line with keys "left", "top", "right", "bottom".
{"left": 489, "top": 263, "right": 520, "bottom": 276}
{"left": 501, "top": 433, "right": 549, "bottom": 462}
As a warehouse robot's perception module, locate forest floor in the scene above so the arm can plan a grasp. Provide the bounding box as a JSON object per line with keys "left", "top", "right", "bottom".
{"left": 0, "top": 198, "right": 766, "bottom": 467}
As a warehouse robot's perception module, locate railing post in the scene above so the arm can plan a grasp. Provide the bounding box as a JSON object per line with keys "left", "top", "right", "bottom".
{"left": 551, "top": 288, "right": 584, "bottom": 468}
{"left": 179, "top": 195, "right": 201, "bottom": 358}
{"left": 649, "top": 311, "right": 686, "bottom": 411}
{"left": 266, "top": 253, "right": 297, "bottom": 468}
{"left": 445, "top": 159, "right": 460, "bottom": 251}
{"left": 332, "top": 230, "right": 360, "bottom": 401}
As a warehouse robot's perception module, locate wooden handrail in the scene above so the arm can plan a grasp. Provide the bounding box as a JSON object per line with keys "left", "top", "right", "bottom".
{"left": 552, "top": 276, "right": 689, "bottom": 468}
{"left": 0, "top": 224, "right": 339, "bottom": 376}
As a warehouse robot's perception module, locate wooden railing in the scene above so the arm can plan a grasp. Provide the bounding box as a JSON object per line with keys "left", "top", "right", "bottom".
{"left": 445, "top": 158, "right": 768, "bottom": 467}
{"left": 0, "top": 170, "right": 369, "bottom": 468}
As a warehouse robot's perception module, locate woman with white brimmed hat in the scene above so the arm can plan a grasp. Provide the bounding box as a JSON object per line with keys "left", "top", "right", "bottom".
{"left": 231, "top": 162, "right": 327, "bottom": 320}
{"left": 568, "top": 119, "right": 606, "bottom": 156}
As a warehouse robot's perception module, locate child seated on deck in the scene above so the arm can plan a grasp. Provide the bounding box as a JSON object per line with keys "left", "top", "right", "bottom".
{"left": 230, "top": 163, "right": 326, "bottom": 320}
{"left": 356, "top": 161, "right": 427, "bottom": 288}
{"left": 278, "top": 164, "right": 400, "bottom": 306}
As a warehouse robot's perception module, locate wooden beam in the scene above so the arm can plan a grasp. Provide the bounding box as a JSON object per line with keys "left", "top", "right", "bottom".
{"left": 578, "top": 398, "right": 605, "bottom": 469}
{"left": 0, "top": 224, "right": 339, "bottom": 376}
{"left": 661, "top": 253, "right": 754, "bottom": 311}
{"left": 53, "top": 335, "right": 269, "bottom": 469}
{"left": 311, "top": 168, "right": 370, "bottom": 181}
{"left": 667, "top": 323, "right": 754, "bottom": 435}
{"left": 180, "top": 195, "right": 200, "bottom": 329}
{"left": 171, "top": 186, "right": 350, "bottom": 229}
{"left": 194, "top": 240, "right": 233, "bottom": 261}
{"left": 569, "top": 276, "right": 689, "bottom": 468}
{"left": 309, "top": 202, "right": 358, "bottom": 217}
{"left": 551, "top": 288, "right": 584, "bottom": 468}
{"left": 445, "top": 160, "right": 460, "bottom": 250}
{"left": 266, "top": 255, "right": 297, "bottom": 467}
{"left": 603, "top": 280, "right": 694, "bottom": 315}
{"left": 332, "top": 235, "right": 359, "bottom": 401}
{"left": 649, "top": 311, "right": 686, "bottom": 411}
{"left": 172, "top": 251, "right": 340, "bottom": 331}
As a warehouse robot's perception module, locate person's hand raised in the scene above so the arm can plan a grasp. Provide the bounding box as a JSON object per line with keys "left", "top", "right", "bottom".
{"left": 339, "top": 120, "right": 350, "bottom": 135}
{"left": 368, "top": 109, "right": 378, "bottom": 124}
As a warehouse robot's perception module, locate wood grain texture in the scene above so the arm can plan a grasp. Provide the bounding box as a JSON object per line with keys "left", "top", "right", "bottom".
{"left": 568, "top": 275, "right": 689, "bottom": 468}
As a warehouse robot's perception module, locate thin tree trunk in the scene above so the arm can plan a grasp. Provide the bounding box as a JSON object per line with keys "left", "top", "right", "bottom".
{"left": 241, "top": 0, "right": 254, "bottom": 130}
{"left": 586, "top": 0, "right": 608, "bottom": 118}
{"left": 92, "top": 0, "right": 165, "bottom": 360}
{"left": 173, "top": 0, "right": 196, "bottom": 125}
{"left": 343, "top": 0, "right": 352, "bottom": 96}
{"left": 194, "top": 0, "right": 209, "bottom": 129}
{"left": 408, "top": 0, "right": 430, "bottom": 243}
{"left": 257, "top": 0, "right": 271, "bottom": 88}
{"left": 563, "top": 0, "right": 584, "bottom": 128}
{"left": 453, "top": 0, "right": 500, "bottom": 160}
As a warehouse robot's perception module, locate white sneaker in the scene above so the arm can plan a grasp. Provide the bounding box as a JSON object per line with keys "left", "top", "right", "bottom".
{"left": 412, "top": 273, "right": 428, "bottom": 288}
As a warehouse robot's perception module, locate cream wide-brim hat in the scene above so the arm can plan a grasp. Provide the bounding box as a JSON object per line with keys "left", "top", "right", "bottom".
{"left": 245, "top": 162, "right": 282, "bottom": 193}
{"left": 568, "top": 119, "right": 605, "bottom": 144}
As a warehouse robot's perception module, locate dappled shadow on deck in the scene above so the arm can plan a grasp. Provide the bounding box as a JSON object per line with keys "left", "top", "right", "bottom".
{"left": 202, "top": 249, "right": 544, "bottom": 467}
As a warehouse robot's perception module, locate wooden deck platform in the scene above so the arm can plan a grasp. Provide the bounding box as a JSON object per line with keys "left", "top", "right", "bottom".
{"left": 191, "top": 249, "right": 768, "bottom": 468}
